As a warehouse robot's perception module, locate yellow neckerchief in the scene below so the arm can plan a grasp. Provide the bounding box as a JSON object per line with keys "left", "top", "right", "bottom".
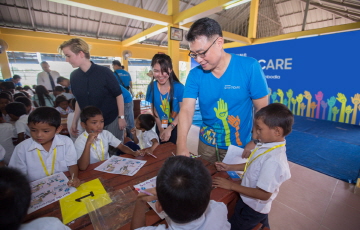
{"left": 242, "top": 143, "right": 285, "bottom": 178}
{"left": 157, "top": 82, "right": 170, "bottom": 112}
{"left": 36, "top": 148, "right": 57, "bottom": 176}
{"left": 83, "top": 132, "right": 105, "bottom": 161}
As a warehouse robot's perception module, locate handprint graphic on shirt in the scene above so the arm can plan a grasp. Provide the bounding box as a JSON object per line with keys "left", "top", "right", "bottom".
{"left": 315, "top": 91, "right": 323, "bottom": 119}
{"left": 320, "top": 101, "right": 327, "bottom": 120}
{"left": 228, "top": 115, "right": 242, "bottom": 146}
{"left": 286, "top": 89, "right": 294, "bottom": 109}
{"left": 277, "top": 89, "right": 284, "bottom": 104}
{"left": 214, "top": 99, "right": 230, "bottom": 146}
{"left": 296, "top": 94, "right": 304, "bottom": 116}
{"left": 291, "top": 98, "right": 296, "bottom": 114}
{"left": 213, "top": 123, "right": 224, "bottom": 145}
{"left": 300, "top": 103, "right": 306, "bottom": 116}
{"left": 304, "top": 91, "right": 312, "bottom": 117}
{"left": 332, "top": 106, "right": 339, "bottom": 122}
{"left": 345, "top": 105, "right": 353, "bottom": 124}
{"left": 351, "top": 94, "right": 360, "bottom": 124}
{"left": 336, "top": 93, "right": 347, "bottom": 123}
{"left": 327, "top": 97, "right": 336, "bottom": 121}
{"left": 310, "top": 102, "right": 317, "bottom": 118}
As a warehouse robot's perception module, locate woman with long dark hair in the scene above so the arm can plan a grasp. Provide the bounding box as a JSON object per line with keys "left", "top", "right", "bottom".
{"left": 145, "top": 54, "right": 184, "bottom": 144}
{"left": 32, "top": 85, "right": 55, "bottom": 107}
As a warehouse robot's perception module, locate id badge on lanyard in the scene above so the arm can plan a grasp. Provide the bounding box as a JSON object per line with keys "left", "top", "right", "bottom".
{"left": 161, "top": 114, "right": 168, "bottom": 128}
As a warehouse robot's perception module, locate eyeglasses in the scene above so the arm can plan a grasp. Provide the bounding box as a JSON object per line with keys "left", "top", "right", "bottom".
{"left": 188, "top": 37, "right": 219, "bottom": 59}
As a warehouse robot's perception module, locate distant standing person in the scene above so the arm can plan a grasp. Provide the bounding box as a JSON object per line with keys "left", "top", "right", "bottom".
{"left": 58, "top": 38, "right": 126, "bottom": 140}
{"left": 37, "top": 61, "right": 60, "bottom": 91}
{"left": 112, "top": 60, "right": 132, "bottom": 91}
{"left": 4, "top": 75, "right": 22, "bottom": 87}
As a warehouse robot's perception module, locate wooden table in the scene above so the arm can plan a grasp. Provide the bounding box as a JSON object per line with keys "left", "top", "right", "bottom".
{"left": 25, "top": 143, "right": 239, "bottom": 229}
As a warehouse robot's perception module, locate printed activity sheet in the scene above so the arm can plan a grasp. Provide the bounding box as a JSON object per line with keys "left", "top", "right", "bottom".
{"left": 223, "top": 145, "right": 248, "bottom": 179}
{"left": 29, "top": 172, "right": 76, "bottom": 214}
{"left": 133, "top": 176, "right": 167, "bottom": 219}
{"left": 94, "top": 156, "right": 147, "bottom": 176}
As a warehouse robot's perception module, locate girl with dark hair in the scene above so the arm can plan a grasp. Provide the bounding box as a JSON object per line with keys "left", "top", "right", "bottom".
{"left": 145, "top": 54, "right": 184, "bottom": 144}
{"left": 32, "top": 85, "right": 55, "bottom": 107}
{"left": 55, "top": 95, "right": 73, "bottom": 118}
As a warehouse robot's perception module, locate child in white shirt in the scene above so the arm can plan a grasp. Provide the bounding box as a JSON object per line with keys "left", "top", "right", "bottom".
{"left": 131, "top": 156, "right": 230, "bottom": 230}
{"left": 0, "top": 113, "right": 15, "bottom": 164}
{"left": 131, "top": 114, "right": 159, "bottom": 155}
{"left": 213, "top": 103, "right": 293, "bottom": 230}
{"left": 0, "top": 167, "right": 70, "bottom": 230}
{"left": 0, "top": 92, "right": 12, "bottom": 123}
{"left": 5, "top": 102, "right": 30, "bottom": 144}
{"left": 8, "top": 107, "right": 80, "bottom": 187}
{"left": 75, "top": 106, "right": 143, "bottom": 171}
{"left": 55, "top": 95, "right": 73, "bottom": 118}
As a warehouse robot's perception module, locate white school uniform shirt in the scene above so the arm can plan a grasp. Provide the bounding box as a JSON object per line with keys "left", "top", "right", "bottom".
{"left": 20, "top": 217, "right": 70, "bottom": 230}
{"left": 137, "top": 130, "right": 159, "bottom": 149}
{"left": 8, "top": 134, "right": 77, "bottom": 182}
{"left": 15, "top": 114, "right": 30, "bottom": 136}
{"left": 241, "top": 141, "right": 291, "bottom": 214}
{"left": 0, "top": 122, "right": 15, "bottom": 164}
{"left": 135, "top": 200, "right": 230, "bottom": 230}
{"left": 75, "top": 130, "right": 122, "bottom": 164}
{"left": 37, "top": 70, "right": 60, "bottom": 91}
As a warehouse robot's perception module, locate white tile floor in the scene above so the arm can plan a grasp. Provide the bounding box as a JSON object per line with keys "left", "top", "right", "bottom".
{"left": 186, "top": 125, "right": 360, "bottom": 230}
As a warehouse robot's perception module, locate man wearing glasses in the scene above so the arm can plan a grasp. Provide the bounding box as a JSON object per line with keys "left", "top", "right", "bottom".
{"left": 177, "top": 17, "right": 269, "bottom": 163}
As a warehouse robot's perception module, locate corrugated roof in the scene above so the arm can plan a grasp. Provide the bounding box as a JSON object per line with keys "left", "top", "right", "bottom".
{"left": 0, "top": 0, "right": 359, "bottom": 48}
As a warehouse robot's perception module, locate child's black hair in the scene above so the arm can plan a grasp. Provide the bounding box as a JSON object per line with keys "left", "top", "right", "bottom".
{"left": 28, "top": 107, "right": 61, "bottom": 128}
{"left": 80, "top": 106, "right": 102, "bottom": 123}
{"left": 34, "top": 85, "right": 54, "bottom": 107}
{"left": 156, "top": 156, "right": 212, "bottom": 223}
{"left": 0, "top": 167, "right": 31, "bottom": 230}
{"left": 5, "top": 102, "right": 27, "bottom": 117}
{"left": 14, "top": 96, "right": 32, "bottom": 108}
{"left": 1, "top": 82, "right": 15, "bottom": 90}
{"left": 254, "top": 103, "right": 294, "bottom": 137}
{"left": 137, "top": 114, "right": 155, "bottom": 131}
{"left": 0, "top": 91, "right": 13, "bottom": 102}
{"left": 55, "top": 95, "right": 68, "bottom": 107}
{"left": 13, "top": 92, "right": 28, "bottom": 100}
{"left": 54, "top": 86, "right": 65, "bottom": 92}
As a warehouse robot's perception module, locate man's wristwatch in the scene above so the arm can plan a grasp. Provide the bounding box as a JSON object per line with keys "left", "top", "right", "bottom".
{"left": 252, "top": 139, "right": 260, "bottom": 144}
{"left": 118, "top": 115, "right": 125, "bottom": 119}
{"left": 169, "top": 123, "right": 175, "bottom": 129}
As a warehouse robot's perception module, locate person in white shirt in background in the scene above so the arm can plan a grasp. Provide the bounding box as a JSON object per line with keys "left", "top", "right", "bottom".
{"left": 0, "top": 113, "right": 15, "bottom": 165}
{"left": 5, "top": 102, "right": 30, "bottom": 145}
{"left": 0, "top": 167, "right": 70, "bottom": 230}
{"left": 37, "top": 61, "right": 60, "bottom": 91}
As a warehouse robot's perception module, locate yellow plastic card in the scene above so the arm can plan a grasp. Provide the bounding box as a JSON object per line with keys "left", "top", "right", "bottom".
{"left": 60, "top": 178, "right": 112, "bottom": 224}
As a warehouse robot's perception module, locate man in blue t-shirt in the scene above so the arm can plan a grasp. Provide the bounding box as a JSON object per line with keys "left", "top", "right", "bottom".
{"left": 112, "top": 60, "right": 132, "bottom": 90}
{"left": 4, "top": 75, "right": 22, "bottom": 87}
{"left": 177, "top": 18, "right": 269, "bottom": 163}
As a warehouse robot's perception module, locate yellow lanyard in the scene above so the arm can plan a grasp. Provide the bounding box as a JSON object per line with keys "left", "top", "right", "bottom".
{"left": 157, "top": 83, "right": 170, "bottom": 112}
{"left": 243, "top": 144, "right": 285, "bottom": 178}
{"left": 37, "top": 148, "right": 57, "bottom": 176}
{"left": 83, "top": 133, "right": 105, "bottom": 161}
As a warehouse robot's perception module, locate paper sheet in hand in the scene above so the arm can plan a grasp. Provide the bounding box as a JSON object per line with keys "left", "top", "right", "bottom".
{"left": 223, "top": 145, "right": 248, "bottom": 179}
{"left": 60, "top": 178, "right": 112, "bottom": 224}
{"left": 133, "top": 176, "right": 167, "bottom": 219}
{"left": 28, "top": 172, "right": 76, "bottom": 214}
{"left": 94, "top": 156, "right": 147, "bottom": 176}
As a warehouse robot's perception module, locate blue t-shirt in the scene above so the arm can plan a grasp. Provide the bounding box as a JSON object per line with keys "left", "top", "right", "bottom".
{"left": 146, "top": 81, "right": 184, "bottom": 123}
{"left": 120, "top": 85, "right": 132, "bottom": 103}
{"left": 114, "top": 69, "right": 132, "bottom": 88}
{"left": 4, "top": 78, "right": 22, "bottom": 87}
{"left": 184, "top": 54, "right": 269, "bottom": 149}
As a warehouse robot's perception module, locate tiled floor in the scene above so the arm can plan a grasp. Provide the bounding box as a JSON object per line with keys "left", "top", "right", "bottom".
{"left": 186, "top": 125, "right": 360, "bottom": 230}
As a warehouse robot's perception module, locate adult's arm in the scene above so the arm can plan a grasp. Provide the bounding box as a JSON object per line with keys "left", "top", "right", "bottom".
{"left": 176, "top": 98, "right": 196, "bottom": 156}
{"left": 242, "top": 95, "right": 269, "bottom": 158}
{"left": 160, "top": 102, "right": 182, "bottom": 142}
{"left": 116, "top": 95, "right": 126, "bottom": 130}
{"left": 71, "top": 101, "right": 81, "bottom": 136}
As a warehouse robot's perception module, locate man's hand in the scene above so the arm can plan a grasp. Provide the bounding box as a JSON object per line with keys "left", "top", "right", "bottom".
{"left": 118, "top": 118, "right": 127, "bottom": 130}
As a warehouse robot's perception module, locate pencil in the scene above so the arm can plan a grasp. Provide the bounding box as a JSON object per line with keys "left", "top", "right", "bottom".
{"left": 71, "top": 173, "right": 74, "bottom": 182}
{"left": 139, "top": 189, "right": 154, "bottom": 196}
{"left": 147, "top": 152, "right": 157, "bottom": 158}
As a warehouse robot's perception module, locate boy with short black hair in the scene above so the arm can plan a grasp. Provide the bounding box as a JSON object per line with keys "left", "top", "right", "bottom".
{"left": 9, "top": 107, "right": 80, "bottom": 187}
{"left": 75, "top": 106, "right": 143, "bottom": 171}
{"left": 0, "top": 167, "right": 70, "bottom": 230}
{"left": 131, "top": 156, "right": 231, "bottom": 230}
{"left": 15, "top": 96, "right": 33, "bottom": 114}
{"left": 213, "top": 103, "right": 293, "bottom": 230}
{"left": 5, "top": 102, "right": 30, "bottom": 144}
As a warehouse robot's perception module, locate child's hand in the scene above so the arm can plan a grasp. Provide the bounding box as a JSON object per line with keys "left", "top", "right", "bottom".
{"left": 86, "top": 132, "right": 98, "bottom": 145}
{"left": 213, "top": 177, "right": 233, "bottom": 190}
{"left": 133, "top": 150, "right": 145, "bottom": 157}
{"left": 130, "top": 128, "right": 137, "bottom": 136}
{"left": 215, "top": 162, "right": 230, "bottom": 171}
{"left": 137, "top": 187, "right": 157, "bottom": 202}
{"left": 67, "top": 177, "right": 81, "bottom": 188}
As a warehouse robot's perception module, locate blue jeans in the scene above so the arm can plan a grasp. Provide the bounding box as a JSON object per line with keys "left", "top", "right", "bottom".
{"left": 230, "top": 197, "right": 269, "bottom": 230}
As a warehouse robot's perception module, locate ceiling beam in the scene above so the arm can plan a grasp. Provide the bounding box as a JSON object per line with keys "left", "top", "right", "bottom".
{"left": 173, "top": 0, "right": 241, "bottom": 25}
{"left": 122, "top": 25, "right": 168, "bottom": 47}
{"left": 49, "top": 0, "right": 172, "bottom": 25}
{"left": 252, "top": 21, "right": 360, "bottom": 45}
{"left": 248, "top": 0, "right": 260, "bottom": 39}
